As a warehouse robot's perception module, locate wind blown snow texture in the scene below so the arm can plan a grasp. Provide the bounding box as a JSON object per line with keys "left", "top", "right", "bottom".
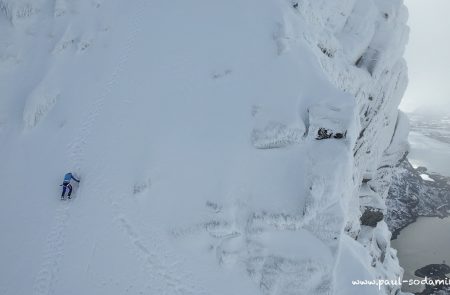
{"left": 0, "top": 0, "right": 410, "bottom": 294}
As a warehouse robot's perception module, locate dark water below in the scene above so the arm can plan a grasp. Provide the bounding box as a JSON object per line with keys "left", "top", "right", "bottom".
{"left": 391, "top": 216, "right": 450, "bottom": 293}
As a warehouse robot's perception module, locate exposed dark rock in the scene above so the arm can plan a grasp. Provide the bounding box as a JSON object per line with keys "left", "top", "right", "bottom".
{"left": 333, "top": 132, "right": 344, "bottom": 139}
{"left": 316, "top": 127, "right": 332, "bottom": 140}
{"left": 316, "top": 128, "right": 347, "bottom": 140}
{"left": 414, "top": 264, "right": 450, "bottom": 295}
{"left": 355, "top": 47, "right": 379, "bottom": 74}
{"left": 415, "top": 264, "right": 450, "bottom": 279}
{"left": 360, "top": 207, "right": 384, "bottom": 227}
{"left": 318, "top": 44, "right": 334, "bottom": 58}
{"left": 355, "top": 55, "right": 363, "bottom": 67}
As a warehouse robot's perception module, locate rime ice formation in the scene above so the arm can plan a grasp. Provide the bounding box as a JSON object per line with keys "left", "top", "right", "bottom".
{"left": 0, "top": 1, "right": 410, "bottom": 294}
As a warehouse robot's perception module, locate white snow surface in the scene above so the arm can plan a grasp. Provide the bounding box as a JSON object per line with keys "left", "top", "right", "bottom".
{"left": 419, "top": 174, "right": 434, "bottom": 182}
{"left": 0, "top": 1, "right": 410, "bottom": 294}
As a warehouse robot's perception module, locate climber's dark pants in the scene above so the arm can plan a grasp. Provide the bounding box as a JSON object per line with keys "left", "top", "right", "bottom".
{"left": 61, "top": 183, "right": 73, "bottom": 197}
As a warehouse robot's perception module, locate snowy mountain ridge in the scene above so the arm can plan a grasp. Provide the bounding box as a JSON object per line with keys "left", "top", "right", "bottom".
{"left": 0, "top": 1, "right": 410, "bottom": 294}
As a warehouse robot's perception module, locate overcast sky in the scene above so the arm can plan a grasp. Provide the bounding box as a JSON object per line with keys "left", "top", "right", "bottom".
{"left": 400, "top": 0, "right": 450, "bottom": 114}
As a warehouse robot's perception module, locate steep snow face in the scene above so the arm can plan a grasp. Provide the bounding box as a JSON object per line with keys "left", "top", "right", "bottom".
{"left": 0, "top": 1, "right": 409, "bottom": 295}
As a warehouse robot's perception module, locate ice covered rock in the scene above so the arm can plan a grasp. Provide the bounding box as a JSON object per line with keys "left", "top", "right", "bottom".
{"left": 360, "top": 207, "right": 384, "bottom": 227}
{"left": 307, "top": 103, "right": 354, "bottom": 142}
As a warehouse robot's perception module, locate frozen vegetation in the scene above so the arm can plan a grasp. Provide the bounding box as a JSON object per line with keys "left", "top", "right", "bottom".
{"left": 0, "top": 0, "right": 411, "bottom": 294}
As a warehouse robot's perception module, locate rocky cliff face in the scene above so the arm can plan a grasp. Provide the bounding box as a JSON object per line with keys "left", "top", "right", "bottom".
{"left": 294, "top": 0, "right": 411, "bottom": 293}
{"left": 387, "top": 160, "right": 450, "bottom": 239}
{"left": 386, "top": 112, "right": 450, "bottom": 239}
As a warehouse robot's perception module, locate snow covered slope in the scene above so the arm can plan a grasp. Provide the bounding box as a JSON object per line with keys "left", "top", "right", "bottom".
{"left": 0, "top": 0, "right": 409, "bottom": 294}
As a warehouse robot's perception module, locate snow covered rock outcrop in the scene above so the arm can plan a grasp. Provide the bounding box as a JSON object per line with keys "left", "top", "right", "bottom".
{"left": 308, "top": 103, "right": 353, "bottom": 140}
{"left": 290, "top": 0, "right": 411, "bottom": 294}
{"left": 0, "top": 0, "right": 410, "bottom": 294}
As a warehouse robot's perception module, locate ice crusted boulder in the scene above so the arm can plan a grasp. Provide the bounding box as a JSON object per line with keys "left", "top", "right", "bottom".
{"left": 360, "top": 207, "right": 384, "bottom": 227}
{"left": 307, "top": 103, "right": 354, "bottom": 141}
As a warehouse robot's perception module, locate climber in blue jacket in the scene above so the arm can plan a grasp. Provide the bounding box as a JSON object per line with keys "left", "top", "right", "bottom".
{"left": 61, "top": 172, "right": 80, "bottom": 199}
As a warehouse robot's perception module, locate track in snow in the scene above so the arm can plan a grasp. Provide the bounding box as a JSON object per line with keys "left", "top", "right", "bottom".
{"left": 32, "top": 205, "right": 70, "bottom": 295}
{"left": 115, "top": 211, "right": 207, "bottom": 295}
{"left": 68, "top": 0, "right": 148, "bottom": 172}
{"left": 33, "top": 2, "right": 148, "bottom": 294}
